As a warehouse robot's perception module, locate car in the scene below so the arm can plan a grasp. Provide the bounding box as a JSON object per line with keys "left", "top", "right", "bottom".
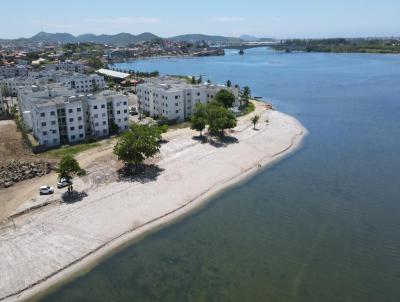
{"left": 39, "top": 185, "right": 54, "bottom": 195}
{"left": 57, "top": 178, "right": 71, "bottom": 189}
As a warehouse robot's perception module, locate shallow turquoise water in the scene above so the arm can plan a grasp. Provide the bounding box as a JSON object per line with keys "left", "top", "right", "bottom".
{"left": 39, "top": 49, "right": 400, "bottom": 302}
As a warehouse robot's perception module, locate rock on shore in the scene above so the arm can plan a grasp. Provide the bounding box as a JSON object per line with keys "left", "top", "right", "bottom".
{"left": 0, "top": 160, "right": 53, "bottom": 188}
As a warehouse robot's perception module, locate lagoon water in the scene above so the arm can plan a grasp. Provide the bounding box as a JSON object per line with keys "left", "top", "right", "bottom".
{"left": 40, "top": 49, "right": 400, "bottom": 301}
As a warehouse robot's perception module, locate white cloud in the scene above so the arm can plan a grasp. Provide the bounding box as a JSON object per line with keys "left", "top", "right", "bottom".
{"left": 209, "top": 17, "right": 244, "bottom": 23}
{"left": 86, "top": 17, "right": 161, "bottom": 25}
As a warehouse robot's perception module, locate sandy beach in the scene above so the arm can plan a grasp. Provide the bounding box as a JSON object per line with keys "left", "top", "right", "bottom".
{"left": 0, "top": 103, "right": 307, "bottom": 301}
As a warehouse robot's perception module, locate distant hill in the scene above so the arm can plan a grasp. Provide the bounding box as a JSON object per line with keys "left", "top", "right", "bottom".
{"left": 169, "top": 34, "right": 241, "bottom": 43}
{"left": 0, "top": 32, "right": 160, "bottom": 46}
{"left": 76, "top": 32, "right": 159, "bottom": 44}
{"left": 0, "top": 32, "right": 245, "bottom": 46}
{"left": 30, "top": 32, "right": 77, "bottom": 43}
{"left": 240, "top": 35, "right": 259, "bottom": 42}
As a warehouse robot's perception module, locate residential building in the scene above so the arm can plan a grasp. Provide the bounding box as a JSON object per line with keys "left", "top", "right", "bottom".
{"left": 18, "top": 86, "right": 128, "bottom": 147}
{"left": 137, "top": 77, "right": 239, "bottom": 121}
{"left": 58, "top": 73, "right": 106, "bottom": 93}
{"left": 0, "top": 65, "right": 28, "bottom": 78}
{"left": 45, "top": 61, "right": 85, "bottom": 73}
{"left": 1, "top": 72, "right": 105, "bottom": 95}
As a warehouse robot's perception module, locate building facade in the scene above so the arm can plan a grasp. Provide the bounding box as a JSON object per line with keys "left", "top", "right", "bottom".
{"left": 0, "top": 65, "right": 28, "bottom": 78}
{"left": 137, "top": 78, "right": 239, "bottom": 121}
{"left": 18, "top": 86, "right": 129, "bottom": 147}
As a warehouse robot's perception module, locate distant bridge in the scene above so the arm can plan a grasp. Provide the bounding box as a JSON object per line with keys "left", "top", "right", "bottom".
{"left": 218, "top": 41, "right": 280, "bottom": 50}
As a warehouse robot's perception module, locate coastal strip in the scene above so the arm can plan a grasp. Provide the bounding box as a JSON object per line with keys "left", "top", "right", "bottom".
{"left": 0, "top": 107, "right": 307, "bottom": 302}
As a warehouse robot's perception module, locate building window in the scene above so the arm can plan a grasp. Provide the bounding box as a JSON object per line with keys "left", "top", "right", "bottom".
{"left": 68, "top": 109, "right": 73, "bottom": 113}
{"left": 103, "top": 121, "right": 106, "bottom": 125}
{"left": 103, "top": 129, "right": 107, "bottom": 134}
{"left": 71, "top": 135, "right": 76, "bottom": 140}
{"left": 95, "top": 122, "right": 99, "bottom": 126}
{"left": 69, "top": 118, "right": 74, "bottom": 122}
{"left": 101, "top": 104, "right": 105, "bottom": 109}
{"left": 41, "top": 122, "right": 46, "bottom": 127}
{"left": 175, "top": 103, "right": 178, "bottom": 106}
{"left": 79, "top": 134, "right": 84, "bottom": 138}
{"left": 93, "top": 105, "right": 98, "bottom": 109}
{"left": 40, "top": 112, "right": 45, "bottom": 117}
{"left": 70, "top": 126, "right": 75, "bottom": 131}
{"left": 117, "top": 110, "right": 121, "bottom": 114}
{"left": 124, "top": 117, "right": 128, "bottom": 121}
{"left": 123, "top": 101, "right": 127, "bottom": 105}
{"left": 175, "top": 96, "right": 179, "bottom": 99}
{"left": 43, "top": 131, "right": 47, "bottom": 136}
{"left": 52, "top": 130, "right": 57, "bottom": 134}
{"left": 102, "top": 113, "right": 106, "bottom": 117}
{"left": 78, "top": 116, "right": 82, "bottom": 121}
{"left": 78, "top": 125, "right": 83, "bottom": 129}
{"left": 124, "top": 109, "right": 127, "bottom": 113}
{"left": 50, "top": 111, "right": 55, "bottom": 116}
{"left": 176, "top": 110, "right": 179, "bottom": 113}
{"left": 77, "top": 108, "right": 82, "bottom": 112}
{"left": 51, "top": 121, "right": 56, "bottom": 125}
{"left": 94, "top": 114, "right": 98, "bottom": 118}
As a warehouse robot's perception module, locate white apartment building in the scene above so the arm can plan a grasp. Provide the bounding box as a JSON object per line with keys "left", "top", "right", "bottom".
{"left": 137, "top": 78, "right": 239, "bottom": 121}
{"left": 45, "top": 61, "right": 85, "bottom": 73}
{"left": 18, "top": 86, "right": 128, "bottom": 147}
{"left": 0, "top": 65, "right": 28, "bottom": 78}
{"left": 58, "top": 73, "right": 106, "bottom": 93}
{"left": 1, "top": 72, "right": 105, "bottom": 95}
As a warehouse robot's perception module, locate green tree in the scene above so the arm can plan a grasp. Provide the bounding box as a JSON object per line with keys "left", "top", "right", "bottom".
{"left": 251, "top": 115, "right": 260, "bottom": 130}
{"left": 190, "top": 103, "right": 208, "bottom": 136}
{"left": 87, "top": 57, "right": 104, "bottom": 69}
{"left": 207, "top": 102, "right": 237, "bottom": 136}
{"left": 113, "top": 123, "right": 161, "bottom": 172}
{"left": 226, "top": 80, "right": 232, "bottom": 87}
{"left": 214, "top": 89, "right": 236, "bottom": 108}
{"left": 57, "top": 156, "right": 86, "bottom": 192}
{"left": 240, "top": 86, "right": 251, "bottom": 106}
{"left": 191, "top": 76, "right": 196, "bottom": 84}
{"left": 197, "top": 75, "right": 202, "bottom": 84}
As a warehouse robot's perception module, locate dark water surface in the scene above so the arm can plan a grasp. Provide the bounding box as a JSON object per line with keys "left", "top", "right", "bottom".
{"left": 39, "top": 49, "right": 400, "bottom": 302}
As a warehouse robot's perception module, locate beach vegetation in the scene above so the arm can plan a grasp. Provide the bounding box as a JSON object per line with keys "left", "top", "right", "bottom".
{"left": 190, "top": 103, "right": 208, "bottom": 136}
{"left": 214, "top": 89, "right": 235, "bottom": 108}
{"left": 207, "top": 101, "right": 237, "bottom": 136}
{"left": 57, "top": 156, "right": 86, "bottom": 192}
{"left": 113, "top": 123, "right": 161, "bottom": 172}
{"left": 251, "top": 115, "right": 260, "bottom": 130}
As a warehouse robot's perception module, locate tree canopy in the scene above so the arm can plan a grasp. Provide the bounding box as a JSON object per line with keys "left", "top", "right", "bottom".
{"left": 190, "top": 103, "right": 208, "bottom": 136}
{"left": 207, "top": 101, "right": 237, "bottom": 135}
{"left": 57, "top": 156, "right": 85, "bottom": 191}
{"left": 214, "top": 89, "right": 236, "bottom": 108}
{"left": 113, "top": 123, "right": 161, "bottom": 170}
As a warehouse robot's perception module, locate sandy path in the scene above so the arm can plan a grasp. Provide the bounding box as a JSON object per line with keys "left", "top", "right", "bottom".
{"left": 0, "top": 106, "right": 306, "bottom": 301}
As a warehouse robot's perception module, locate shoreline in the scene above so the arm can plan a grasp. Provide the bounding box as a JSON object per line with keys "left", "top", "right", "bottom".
{"left": 1, "top": 108, "right": 307, "bottom": 302}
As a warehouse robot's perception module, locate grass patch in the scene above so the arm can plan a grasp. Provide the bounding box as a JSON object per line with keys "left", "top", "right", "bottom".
{"left": 241, "top": 102, "right": 256, "bottom": 116}
{"left": 44, "top": 142, "right": 100, "bottom": 158}
{"left": 168, "top": 121, "right": 191, "bottom": 130}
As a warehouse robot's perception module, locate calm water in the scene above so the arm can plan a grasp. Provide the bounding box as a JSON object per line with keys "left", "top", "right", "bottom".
{"left": 40, "top": 49, "right": 400, "bottom": 302}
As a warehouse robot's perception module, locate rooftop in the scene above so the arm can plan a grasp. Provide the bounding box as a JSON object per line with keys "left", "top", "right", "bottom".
{"left": 96, "top": 68, "right": 130, "bottom": 79}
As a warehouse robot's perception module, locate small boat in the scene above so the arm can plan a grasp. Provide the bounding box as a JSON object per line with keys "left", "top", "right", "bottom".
{"left": 239, "top": 49, "right": 244, "bottom": 55}
{"left": 254, "top": 96, "right": 263, "bottom": 99}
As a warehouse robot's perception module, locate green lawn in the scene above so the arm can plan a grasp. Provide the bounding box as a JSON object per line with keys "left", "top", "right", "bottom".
{"left": 241, "top": 102, "right": 256, "bottom": 115}
{"left": 44, "top": 142, "right": 100, "bottom": 158}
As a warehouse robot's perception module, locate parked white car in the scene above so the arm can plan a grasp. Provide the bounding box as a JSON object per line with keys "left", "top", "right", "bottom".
{"left": 39, "top": 185, "right": 54, "bottom": 195}
{"left": 57, "top": 178, "right": 71, "bottom": 189}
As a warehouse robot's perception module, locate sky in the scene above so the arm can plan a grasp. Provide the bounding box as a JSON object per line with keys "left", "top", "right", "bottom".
{"left": 1, "top": 0, "right": 399, "bottom": 39}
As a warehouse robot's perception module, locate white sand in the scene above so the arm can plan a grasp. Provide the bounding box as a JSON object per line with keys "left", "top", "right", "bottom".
{"left": 0, "top": 109, "right": 307, "bottom": 301}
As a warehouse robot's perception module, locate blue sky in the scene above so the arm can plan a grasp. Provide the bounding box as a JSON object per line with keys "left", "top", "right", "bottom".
{"left": 1, "top": 0, "right": 399, "bottom": 39}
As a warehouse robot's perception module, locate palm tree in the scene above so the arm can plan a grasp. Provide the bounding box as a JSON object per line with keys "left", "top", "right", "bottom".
{"left": 251, "top": 115, "right": 260, "bottom": 130}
